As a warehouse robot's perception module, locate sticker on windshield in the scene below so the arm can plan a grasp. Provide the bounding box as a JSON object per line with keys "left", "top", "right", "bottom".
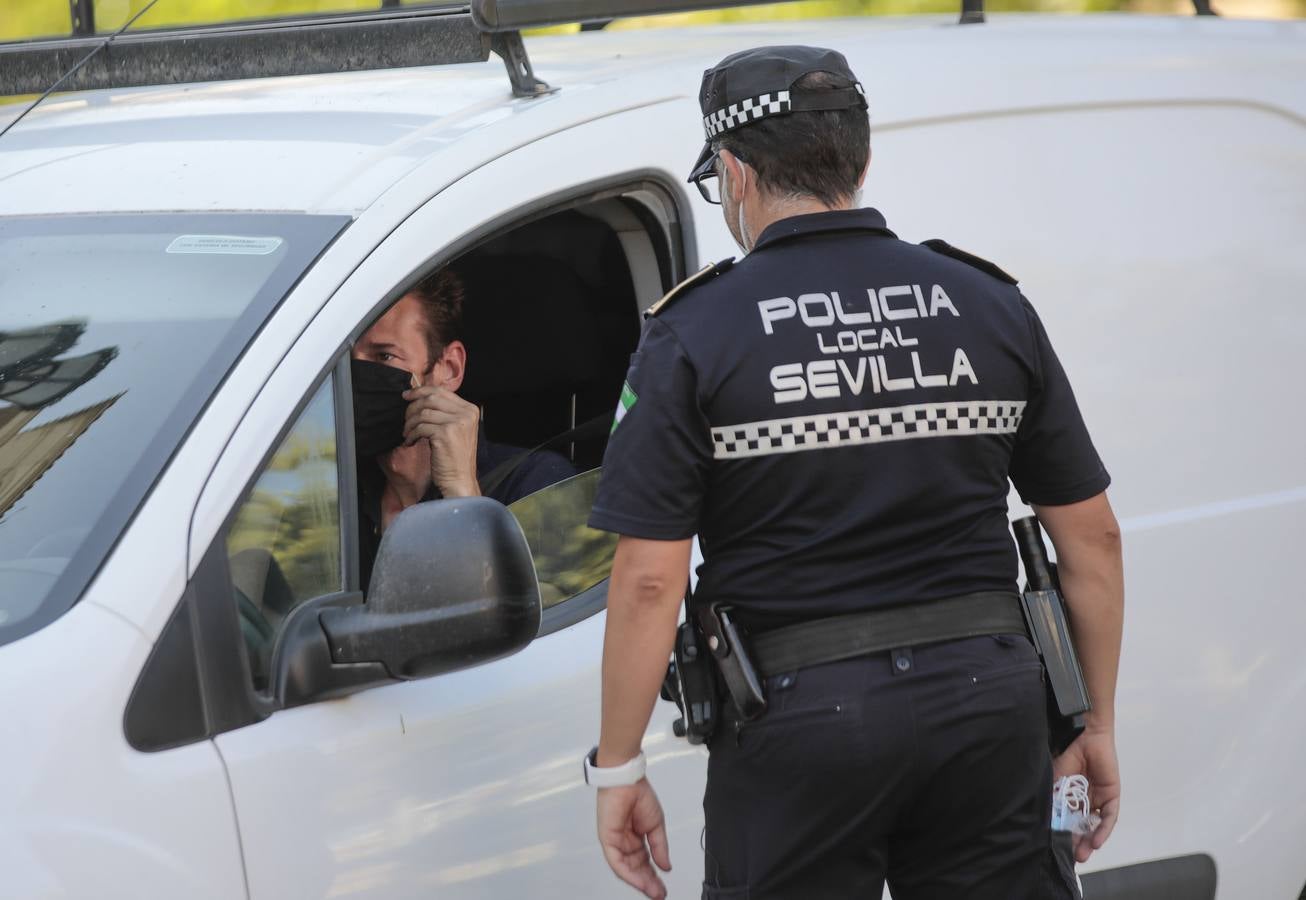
{"left": 166, "top": 235, "right": 284, "bottom": 255}
{"left": 611, "top": 381, "right": 637, "bottom": 434}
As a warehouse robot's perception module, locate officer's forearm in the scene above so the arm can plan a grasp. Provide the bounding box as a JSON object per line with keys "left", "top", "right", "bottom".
{"left": 597, "top": 536, "right": 691, "bottom": 768}
{"left": 1034, "top": 495, "right": 1124, "bottom": 731}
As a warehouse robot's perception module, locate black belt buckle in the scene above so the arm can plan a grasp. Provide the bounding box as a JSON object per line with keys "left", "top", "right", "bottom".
{"left": 698, "top": 602, "right": 767, "bottom": 721}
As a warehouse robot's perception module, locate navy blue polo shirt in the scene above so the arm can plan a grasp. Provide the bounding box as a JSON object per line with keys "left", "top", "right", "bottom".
{"left": 589, "top": 208, "right": 1109, "bottom": 628}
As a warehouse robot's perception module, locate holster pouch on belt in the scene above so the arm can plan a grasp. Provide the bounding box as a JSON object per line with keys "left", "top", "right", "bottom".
{"left": 698, "top": 602, "right": 768, "bottom": 722}
{"left": 1013, "top": 515, "right": 1093, "bottom": 755}
{"left": 660, "top": 610, "right": 720, "bottom": 745}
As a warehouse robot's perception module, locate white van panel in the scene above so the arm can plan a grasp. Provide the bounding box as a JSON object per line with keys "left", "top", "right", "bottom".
{"left": 869, "top": 102, "right": 1306, "bottom": 896}
{"left": 0, "top": 602, "right": 245, "bottom": 899}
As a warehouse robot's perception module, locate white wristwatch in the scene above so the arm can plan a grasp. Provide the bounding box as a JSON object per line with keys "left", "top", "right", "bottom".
{"left": 583, "top": 747, "right": 646, "bottom": 788}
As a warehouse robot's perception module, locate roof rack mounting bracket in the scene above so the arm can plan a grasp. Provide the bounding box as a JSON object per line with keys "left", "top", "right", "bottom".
{"left": 492, "top": 30, "right": 557, "bottom": 98}
{"left": 69, "top": 0, "right": 96, "bottom": 36}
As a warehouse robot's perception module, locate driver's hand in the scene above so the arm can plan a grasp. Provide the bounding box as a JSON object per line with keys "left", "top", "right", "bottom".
{"left": 402, "top": 386, "right": 480, "bottom": 498}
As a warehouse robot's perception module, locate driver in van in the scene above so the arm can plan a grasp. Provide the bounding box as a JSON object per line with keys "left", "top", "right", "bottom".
{"left": 351, "top": 266, "right": 576, "bottom": 588}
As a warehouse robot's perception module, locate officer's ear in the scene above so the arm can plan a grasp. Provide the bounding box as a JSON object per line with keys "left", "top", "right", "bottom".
{"left": 858, "top": 151, "right": 871, "bottom": 189}
{"left": 719, "top": 149, "right": 749, "bottom": 201}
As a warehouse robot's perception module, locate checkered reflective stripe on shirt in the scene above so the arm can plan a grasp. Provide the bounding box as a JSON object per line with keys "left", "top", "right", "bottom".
{"left": 703, "top": 90, "right": 792, "bottom": 138}
{"left": 710, "top": 400, "right": 1027, "bottom": 460}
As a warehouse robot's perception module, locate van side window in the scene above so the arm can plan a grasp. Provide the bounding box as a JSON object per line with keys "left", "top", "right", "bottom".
{"left": 508, "top": 469, "right": 617, "bottom": 610}
{"left": 433, "top": 212, "right": 647, "bottom": 621}
{"left": 226, "top": 378, "right": 340, "bottom": 691}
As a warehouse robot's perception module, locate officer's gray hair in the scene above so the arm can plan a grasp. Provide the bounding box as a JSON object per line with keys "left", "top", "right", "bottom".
{"left": 711, "top": 71, "right": 870, "bottom": 207}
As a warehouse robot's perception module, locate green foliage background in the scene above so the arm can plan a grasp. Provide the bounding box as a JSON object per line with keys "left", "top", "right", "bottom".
{"left": 5, "top": 0, "right": 1297, "bottom": 43}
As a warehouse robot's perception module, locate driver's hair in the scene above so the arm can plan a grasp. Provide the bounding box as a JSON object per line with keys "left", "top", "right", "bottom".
{"left": 405, "top": 267, "right": 465, "bottom": 371}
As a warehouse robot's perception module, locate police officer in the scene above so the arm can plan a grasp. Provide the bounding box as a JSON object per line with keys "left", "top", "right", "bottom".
{"left": 583, "top": 46, "right": 1124, "bottom": 900}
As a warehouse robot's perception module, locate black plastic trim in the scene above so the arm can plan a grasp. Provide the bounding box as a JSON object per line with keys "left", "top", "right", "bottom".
{"left": 333, "top": 357, "right": 361, "bottom": 593}
{"left": 270, "top": 590, "right": 389, "bottom": 709}
{"left": 124, "top": 582, "right": 207, "bottom": 752}
{"left": 1080, "top": 853, "right": 1217, "bottom": 900}
{"left": 125, "top": 537, "right": 278, "bottom": 751}
{"left": 190, "top": 538, "right": 278, "bottom": 733}
{"left": 539, "top": 577, "right": 609, "bottom": 637}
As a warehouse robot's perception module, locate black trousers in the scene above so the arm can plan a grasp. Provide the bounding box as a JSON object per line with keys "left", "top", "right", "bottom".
{"left": 701, "top": 634, "right": 1080, "bottom": 900}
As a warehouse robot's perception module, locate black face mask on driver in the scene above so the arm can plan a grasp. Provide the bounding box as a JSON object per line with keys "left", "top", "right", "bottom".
{"left": 351, "top": 358, "right": 414, "bottom": 460}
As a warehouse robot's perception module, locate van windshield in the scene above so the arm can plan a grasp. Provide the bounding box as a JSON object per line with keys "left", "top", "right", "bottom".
{"left": 0, "top": 213, "right": 349, "bottom": 648}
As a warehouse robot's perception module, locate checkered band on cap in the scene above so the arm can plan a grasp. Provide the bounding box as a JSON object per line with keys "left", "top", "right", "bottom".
{"left": 710, "top": 400, "right": 1027, "bottom": 460}
{"left": 703, "top": 90, "right": 792, "bottom": 139}
{"left": 702, "top": 82, "right": 867, "bottom": 139}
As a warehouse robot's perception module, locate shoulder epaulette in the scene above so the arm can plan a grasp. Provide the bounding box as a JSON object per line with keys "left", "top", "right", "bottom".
{"left": 922, "top": 239, "right": 1018, "bottom": 286}
{"left": 645, "top": 258, "right": 736, "bottom": 318}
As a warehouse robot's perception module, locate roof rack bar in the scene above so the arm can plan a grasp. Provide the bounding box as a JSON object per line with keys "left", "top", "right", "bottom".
{"left": 470, "top": 0, "right": 803, "bottom": 31}
{"left": 69, "top": 0, "right": 95, "bottom": 37}
{"left": 0, "top": 6, "right": 488, "bottom": 96}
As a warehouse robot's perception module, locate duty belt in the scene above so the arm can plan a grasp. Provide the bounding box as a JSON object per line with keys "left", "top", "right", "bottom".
{"left": 749, "top": 591, "right": 1027, "bottom": 679}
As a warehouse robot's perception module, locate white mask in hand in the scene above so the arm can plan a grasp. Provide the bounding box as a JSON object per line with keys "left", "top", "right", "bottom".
{"left": 1051, "top": 774, "right": 1103, "bottom": 835}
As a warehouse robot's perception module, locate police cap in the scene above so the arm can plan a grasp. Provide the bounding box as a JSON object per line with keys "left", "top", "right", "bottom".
{"left": 688, "top": 45, "right": 867, "bottom": 184}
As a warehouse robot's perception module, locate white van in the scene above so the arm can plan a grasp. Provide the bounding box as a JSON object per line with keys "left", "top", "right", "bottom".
{"left": 1, "top": 4, "right": 1303, "bottom": 898}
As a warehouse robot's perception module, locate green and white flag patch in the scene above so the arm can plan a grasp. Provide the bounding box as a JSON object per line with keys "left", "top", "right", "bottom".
{"left": 612, "top": 381, "right": 638, "bottom": 433}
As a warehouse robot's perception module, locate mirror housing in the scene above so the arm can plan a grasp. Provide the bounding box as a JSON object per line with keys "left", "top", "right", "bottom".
{"left": 320, "top": 497, "right": 542, "bottom": 680}
{"left": 270, "top": 591, "right": 388, "bottom": 709}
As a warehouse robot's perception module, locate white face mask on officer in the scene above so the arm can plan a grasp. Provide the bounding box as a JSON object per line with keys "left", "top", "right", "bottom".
{"left": 721, "top": 157, "right": 755, "bottom": 255}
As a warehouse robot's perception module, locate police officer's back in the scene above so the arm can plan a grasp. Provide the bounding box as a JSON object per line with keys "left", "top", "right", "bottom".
{"left": 583, "top": 45, "right": 1124, "bottom": 900}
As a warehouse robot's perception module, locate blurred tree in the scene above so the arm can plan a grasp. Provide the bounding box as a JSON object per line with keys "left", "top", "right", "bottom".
{"left": 3, "top": 0, "right": 1299, "bottom": 42}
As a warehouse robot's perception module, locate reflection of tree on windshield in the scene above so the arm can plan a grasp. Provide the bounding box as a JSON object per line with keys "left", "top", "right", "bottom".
{"left": 0, "top": 321, "right": 119, "bottom": 519}
{"left": 0, "top": 322, "right": 116, "bottom": 410}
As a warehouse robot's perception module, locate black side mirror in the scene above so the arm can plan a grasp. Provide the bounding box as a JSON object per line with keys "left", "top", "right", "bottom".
{"left": 320, "top": 497, "right": 541, "bottom": 680}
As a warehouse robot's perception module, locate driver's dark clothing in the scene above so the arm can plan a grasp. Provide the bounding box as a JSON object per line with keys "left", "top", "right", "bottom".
{"left": 358, "top": 433, "right": 575, "bottom": 589}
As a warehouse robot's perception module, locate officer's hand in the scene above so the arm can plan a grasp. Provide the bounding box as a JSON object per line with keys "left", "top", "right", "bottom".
{"left": 402, "top": 386, "right": 480, "bottom": 498}
{"left": 596, "top": 779, "right": 671, "bottom": 900}
{"left": 1053, "top": 726, "right": 1121, "bottom": 863}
